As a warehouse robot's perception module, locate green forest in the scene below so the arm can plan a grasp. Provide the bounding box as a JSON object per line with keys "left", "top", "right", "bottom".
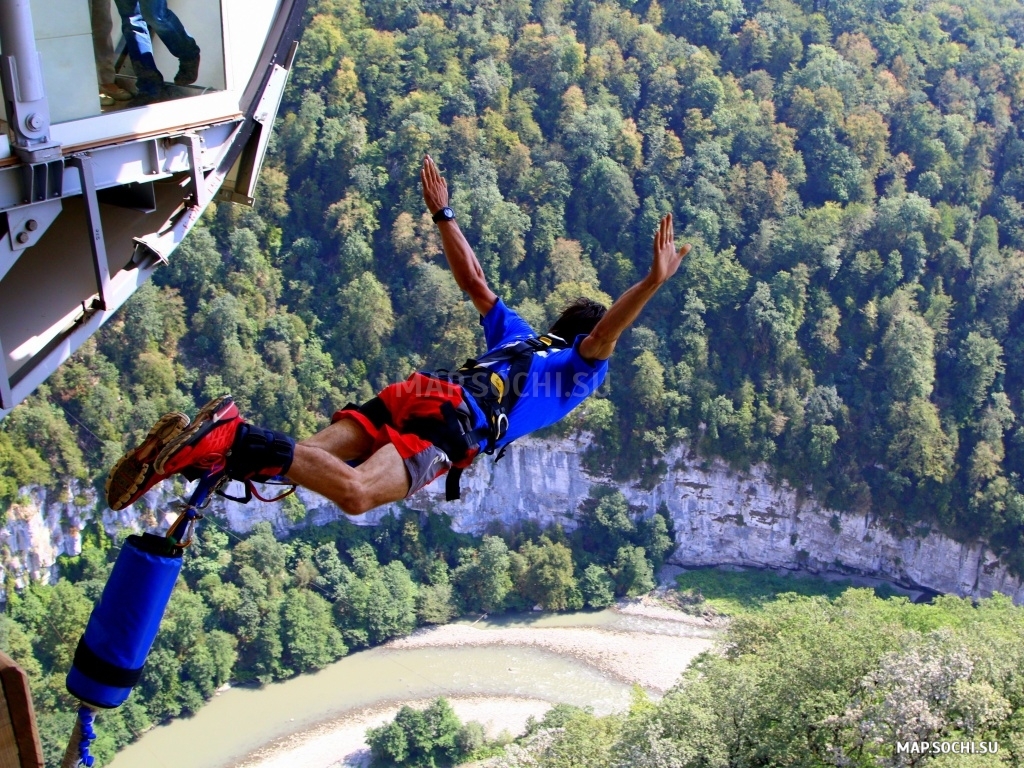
{"left": 7, "top": 0, "right": 1024, "bottom": 565}
{"left": 4, "top": 494, "right": 668, "bottom": 764}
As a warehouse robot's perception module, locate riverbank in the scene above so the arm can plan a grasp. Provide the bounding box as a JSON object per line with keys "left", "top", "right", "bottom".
{"left": 228, "top": 605, "right": 715, "bottom": 768}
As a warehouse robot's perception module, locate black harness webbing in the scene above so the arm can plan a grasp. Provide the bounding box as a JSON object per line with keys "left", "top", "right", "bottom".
{"left": 344, "top": 335, "right": 565, "bottom": 501}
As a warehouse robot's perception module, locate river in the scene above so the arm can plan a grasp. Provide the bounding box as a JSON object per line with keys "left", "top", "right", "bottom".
{"left": 108, "top": 607, "right": 717, "bottom": 768}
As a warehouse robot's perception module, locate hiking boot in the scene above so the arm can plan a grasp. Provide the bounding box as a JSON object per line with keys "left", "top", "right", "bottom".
{"left": 133, "top": 72, "right": 165, "bottom": 101}
{"left": 174, "top": 54, "right": 201, "bottom": 86}
{"left": 155, "top": 395, "right": 241, "bottom": 476}
{"left": 105, "top": 411, "right": 190, "bottom": 511}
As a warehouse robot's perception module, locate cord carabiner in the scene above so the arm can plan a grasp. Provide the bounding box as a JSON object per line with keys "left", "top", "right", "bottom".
{"left": 166, "top": 505, "right": 203, "bottom": 548}
{"left": 165, "top": 471, "right": 225, "bottom": 547}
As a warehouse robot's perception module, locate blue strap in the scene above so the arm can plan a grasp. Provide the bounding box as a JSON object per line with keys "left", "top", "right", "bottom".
{"left": 186, "top": 470, "right": 224, "bottom": 508}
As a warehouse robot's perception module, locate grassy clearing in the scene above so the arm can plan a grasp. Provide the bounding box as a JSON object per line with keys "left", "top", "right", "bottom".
{"left": 673, "top": 568, "right": 903, "bottom": 617}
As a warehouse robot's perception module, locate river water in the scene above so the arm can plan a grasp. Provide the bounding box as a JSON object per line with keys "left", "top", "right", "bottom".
{"left": 109, "top": 609, "right": 712, "bottom": 768}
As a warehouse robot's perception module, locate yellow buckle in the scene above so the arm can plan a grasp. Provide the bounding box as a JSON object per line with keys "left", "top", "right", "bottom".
{"left": 490, "top": 372, "right": 505, "bottom": 402}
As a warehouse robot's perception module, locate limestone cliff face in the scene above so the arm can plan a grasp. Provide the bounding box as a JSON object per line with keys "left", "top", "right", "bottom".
{"left": 4, "top": 437, "right": 1023, "bottom": 603}
{"left": 384, "top": 437, "right": 1024, "bottom": 602}
{"left": 0, "top": 483, "right": 160, "bottom": 588}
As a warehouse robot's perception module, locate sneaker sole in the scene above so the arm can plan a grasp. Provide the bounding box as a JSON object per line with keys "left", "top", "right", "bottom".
{"left": 154, "top": 395, "right": 234, "bottom": 475}
{"left": 105, "top": 412, "right": 190, "bottom": 511}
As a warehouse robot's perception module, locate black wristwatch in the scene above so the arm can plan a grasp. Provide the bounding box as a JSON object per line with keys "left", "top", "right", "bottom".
{"left": 432, "top": 206, "right": 455, "bottom": 223}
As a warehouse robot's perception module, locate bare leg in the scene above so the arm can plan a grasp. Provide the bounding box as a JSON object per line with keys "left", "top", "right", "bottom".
{"left": 287, "top": 419, "right": 411, "bottom": 515}
{"left": 300, "top": 418, "right": 373, "bottom": 460}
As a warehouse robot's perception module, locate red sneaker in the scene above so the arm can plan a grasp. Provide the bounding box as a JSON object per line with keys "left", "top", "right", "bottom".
{"left": 154, "top": 396, "right": 241, "bottom": 476}
{"left": 105, "top": 411, "right": 190, "bottom": 511}
{"left": 105, "top": 395, "right": 237, "bottom": 510}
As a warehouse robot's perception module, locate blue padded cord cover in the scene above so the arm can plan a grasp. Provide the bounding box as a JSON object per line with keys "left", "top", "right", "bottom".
{"left": 66, "top": 533, "right": 182, "bottom": 708}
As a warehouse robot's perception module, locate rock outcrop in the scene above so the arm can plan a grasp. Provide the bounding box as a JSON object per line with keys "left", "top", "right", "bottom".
{"left": 4, "top": 437, "right": 1023, "bottom": 603}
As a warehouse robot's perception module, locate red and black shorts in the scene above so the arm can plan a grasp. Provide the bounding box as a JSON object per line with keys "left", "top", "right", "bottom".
{"left": 332, "top": 373, "right": 478, "bottom": 496}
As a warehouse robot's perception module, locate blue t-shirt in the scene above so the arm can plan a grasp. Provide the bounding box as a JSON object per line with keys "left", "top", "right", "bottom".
{"left": 462, "top": 299, "right": 609, "bottom": 452}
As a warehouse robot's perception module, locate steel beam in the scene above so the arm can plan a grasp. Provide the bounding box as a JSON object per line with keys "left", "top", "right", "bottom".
{"left": 179, "top": 133, "right": 208, "bottom": 209}
{"left": 0, "top": 197, "right": 61, "bottom": 284}
{"left": 0, "top": 335, "right": 11, "bottom": 410}
{"left": 66, "top": 156, "right": 111, "bottom": 310}
{"left": 0, "top": 121, "right": 238, "bottom": 213}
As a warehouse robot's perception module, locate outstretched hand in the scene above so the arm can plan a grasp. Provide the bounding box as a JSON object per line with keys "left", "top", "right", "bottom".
{"left": 649, "top": 213, "right": 690, "bottom": 286}
{"left": 421, "top": 155, "right": 449, "bottom": 215}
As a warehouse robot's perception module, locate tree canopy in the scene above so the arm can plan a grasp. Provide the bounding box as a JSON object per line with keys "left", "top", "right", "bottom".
{"left": 498, "top": 589, "right": 1024, "bottom": 767}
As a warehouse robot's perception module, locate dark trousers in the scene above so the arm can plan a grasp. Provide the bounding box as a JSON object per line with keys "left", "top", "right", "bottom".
{"left": 113, "top": 0, "right": 199, "bottom": 92}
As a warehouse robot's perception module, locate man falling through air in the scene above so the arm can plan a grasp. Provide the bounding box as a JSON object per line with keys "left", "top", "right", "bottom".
{"left": 106, "top": 156, "right": 691, "bottom": 515}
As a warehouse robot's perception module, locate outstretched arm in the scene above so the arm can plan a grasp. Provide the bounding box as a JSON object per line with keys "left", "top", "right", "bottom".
{"left": 421, "top": 155, "right": 498, "bottom": 316}
{"left": 578, "top": 213, "right": 690, "bottom": 362}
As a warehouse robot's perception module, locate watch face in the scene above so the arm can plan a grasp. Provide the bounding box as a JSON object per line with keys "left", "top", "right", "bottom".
{"left": 443, "top": 207, "right": 454, "bottom": 218}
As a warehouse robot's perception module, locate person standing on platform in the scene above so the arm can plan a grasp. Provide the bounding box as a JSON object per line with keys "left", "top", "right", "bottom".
{"left": 113, "top": 0, "right": 201, "bottom": 102}
{"left": 89, "top": 0, "right": 133, "bottom": 107}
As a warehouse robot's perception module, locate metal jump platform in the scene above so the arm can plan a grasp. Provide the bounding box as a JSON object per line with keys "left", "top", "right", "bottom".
{"left": 0, "top": 0, "right": 307, "bottom": 420}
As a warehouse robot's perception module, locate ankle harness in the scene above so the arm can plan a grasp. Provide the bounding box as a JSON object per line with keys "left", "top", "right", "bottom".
{"left": 226, "top": 423, "right": 295, "bottom": 482}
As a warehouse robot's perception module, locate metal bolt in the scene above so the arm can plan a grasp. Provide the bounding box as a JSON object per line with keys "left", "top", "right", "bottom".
{"left": 25, "top": 113, "right": 44, "bottom": 131}
{"left": 25, "top": 219, "right": 38, "bottom": 232}
{"left": 16, "top": 232, "right": 30, "bottom": 244}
